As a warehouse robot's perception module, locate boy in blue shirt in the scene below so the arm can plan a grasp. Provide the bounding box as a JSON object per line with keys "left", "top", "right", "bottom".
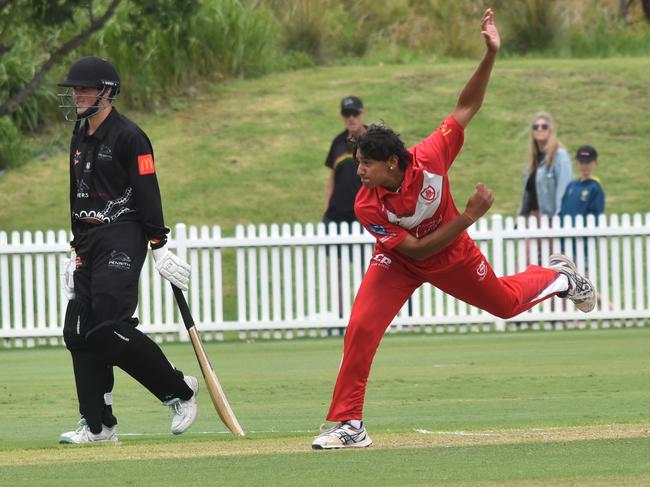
{"left": 560, "top": 145, "right": 605, "bottom": 222}
{"left": 560, "top": 146, "right": 605, "bottom": 273}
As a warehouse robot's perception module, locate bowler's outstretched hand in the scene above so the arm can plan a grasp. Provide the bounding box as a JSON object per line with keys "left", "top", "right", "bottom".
{"left": 464, "top": 182, "right": 494, "bottom": 222}
{"left": 481, "top": 8, "right": 500, "bottom": 53}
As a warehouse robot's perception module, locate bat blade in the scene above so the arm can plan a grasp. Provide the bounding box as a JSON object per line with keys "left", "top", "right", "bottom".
{"left": 188, "top": 327, "right": 245, "bottom": 437}
{"left": 171, "top": 285, "right": 245, "bottom": 437}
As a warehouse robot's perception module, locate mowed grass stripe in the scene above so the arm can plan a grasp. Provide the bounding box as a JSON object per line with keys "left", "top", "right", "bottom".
{"left": 1, "top": 422, "right": 648, "bottom": 466}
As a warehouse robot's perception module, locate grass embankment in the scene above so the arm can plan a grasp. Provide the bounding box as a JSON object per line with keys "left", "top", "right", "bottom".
{"left": 0, "top": 329, "right": 648, "bottom": 485}
{"left": 0, "top": 57, "right": 649, "bottom": 234}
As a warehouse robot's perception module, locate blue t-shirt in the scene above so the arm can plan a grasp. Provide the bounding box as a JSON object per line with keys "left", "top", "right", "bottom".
{"left": 559, "top": 177, "right": 605, "bottom": 222}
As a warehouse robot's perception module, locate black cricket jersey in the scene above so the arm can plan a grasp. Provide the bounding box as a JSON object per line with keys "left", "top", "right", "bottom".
{"left": 324, "top": 129, "right": 362, "bottom": 223}
{"left": 69, "top": 107, "right": 168, "bottom": 249}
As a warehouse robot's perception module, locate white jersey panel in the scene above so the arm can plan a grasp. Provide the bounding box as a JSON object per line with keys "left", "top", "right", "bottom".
{"left": 386, "top": 170, "right": 443, "bottom": 231}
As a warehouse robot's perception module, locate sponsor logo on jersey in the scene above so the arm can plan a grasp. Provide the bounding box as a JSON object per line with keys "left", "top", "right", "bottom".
{"left": 370, "top": 253, "right": 392, "bottom": 268}
{"left": 108, "top": 250, "right": 132, "bottom": 271}
{"left": 476, "top": 259, "right": 487, "bottom": 281}
{"left": 138, "top": 154, "right": 155, "bottom": 175}
{"left": 76, "top": 179, "right": 90, "bottom": 199}
{"left": 378, "top": 234, "right": 397, "bottom": 244}
{"left": 414, "top": 215, "right": 442, "bottom": 238}
{"left": 97, "top": 144, "right": 113, "bottom": 161}
{"left": 369, "top": 224, "right": 387, "bottom": 235}
{"left": 73, "top": 149, "right": 82, "bottom": 166}
{"left": 439, "top": 120, "right": 451, "bottom": 137}
{"left": 420, "top": 185, "right": 437, "bottom": 202}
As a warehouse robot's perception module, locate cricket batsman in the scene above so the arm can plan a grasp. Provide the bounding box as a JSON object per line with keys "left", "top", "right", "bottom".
{"left": 312, "top": 9, "right": 596, "bottom": 449}
{"left": 57, "top": 56, "right": 199, "bottom": 443}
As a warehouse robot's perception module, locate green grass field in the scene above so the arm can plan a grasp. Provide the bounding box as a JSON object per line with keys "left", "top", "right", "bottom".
{"left": 1, "top": 329, "right": 648, "bottom": 486}
{"left": 1, "top": 57, "right": 649, "bottom": 234}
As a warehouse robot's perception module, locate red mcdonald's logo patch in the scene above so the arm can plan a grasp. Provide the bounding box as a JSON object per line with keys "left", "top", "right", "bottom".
{"left": 138, "top": 154, "right": 155, "bottom": 175}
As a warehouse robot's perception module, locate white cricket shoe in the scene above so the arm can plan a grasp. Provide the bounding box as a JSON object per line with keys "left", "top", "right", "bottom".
{"left": 165, "top": 375, "right": 199, "bottom": 435}
{"left": 312, "top": 421, "right": 373, "bottom": 449}
{"left": 59, "top": 418, "right": 117, "bottom": 444}
{"left": 549, "top": 254, "right": 596, "bottom": 313}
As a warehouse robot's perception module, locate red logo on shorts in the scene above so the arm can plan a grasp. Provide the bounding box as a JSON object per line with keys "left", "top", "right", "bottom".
{"left": 420, "top": 185, "right": 437, "bottom": 202}
{"left": 138, "top": 154, "right": 155, "bottom": 175}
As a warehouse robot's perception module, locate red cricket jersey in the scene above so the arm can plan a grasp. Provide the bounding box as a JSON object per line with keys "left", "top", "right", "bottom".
{"left": 354, "top": 115, "right": 468, "bottom": 265}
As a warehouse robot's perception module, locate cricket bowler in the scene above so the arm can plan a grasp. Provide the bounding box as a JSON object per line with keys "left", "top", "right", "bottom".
{"left": 312, "top": 9, "right": 596, "bottom": 449}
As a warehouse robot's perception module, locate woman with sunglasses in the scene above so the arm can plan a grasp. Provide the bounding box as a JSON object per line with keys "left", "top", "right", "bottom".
{"left": 519, "top": 112, "right": 572, "bottom": 219}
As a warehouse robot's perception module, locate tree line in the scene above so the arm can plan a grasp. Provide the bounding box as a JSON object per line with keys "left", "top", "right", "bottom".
{"left": 1, "top": 0, "right": 649, "bottom": 169}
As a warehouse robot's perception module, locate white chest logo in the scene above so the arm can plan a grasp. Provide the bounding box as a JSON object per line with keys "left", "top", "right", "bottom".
{"left": 386, "top": 171, "right": 443, "bottom": 230}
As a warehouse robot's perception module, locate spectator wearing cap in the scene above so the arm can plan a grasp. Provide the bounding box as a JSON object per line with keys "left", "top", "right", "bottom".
{"left": 322, "top": 96, "right": 367, "bottom": 226}
{"left": 518, "top": 112, "right": 573, "bottom": 219}
{"left": 560, "top": 145, "right": 605, "bottom": 223}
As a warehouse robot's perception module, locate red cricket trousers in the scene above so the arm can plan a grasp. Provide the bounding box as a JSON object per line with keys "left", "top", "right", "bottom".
{"left": 326, "top": 235, "right": 563, "bottom": 422}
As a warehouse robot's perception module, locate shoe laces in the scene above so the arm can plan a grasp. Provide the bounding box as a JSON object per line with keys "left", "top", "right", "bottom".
{"left": 570, "top": 274, "right": 592, "bottom": 300}
{"left": 75, "top": 418, "right": 88, "bottom": 433}
{"left": 319, "top": 421, "right": 358, "bottom": 434}
{"left": 167, "top": 398, "right": 185, "bottom": 417}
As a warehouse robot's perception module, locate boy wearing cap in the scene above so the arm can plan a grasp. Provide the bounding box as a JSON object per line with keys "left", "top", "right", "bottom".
{"left": 560, "top": 145, "right": 605, "bottom": 222}
{"left": 322, "top": 96, "right": 367, "bottom": 226}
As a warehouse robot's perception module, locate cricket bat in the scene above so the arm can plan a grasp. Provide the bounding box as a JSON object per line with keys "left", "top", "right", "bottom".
{"left": 171, "top": 284, "right": 245, "bottom": 437}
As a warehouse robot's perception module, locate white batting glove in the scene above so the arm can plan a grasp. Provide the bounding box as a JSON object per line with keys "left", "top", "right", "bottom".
{"left": 152, "top": 247, "right": 191, "bottom": 291}
{"left": 60, "top": 251, "right": 77, "bottom": 300}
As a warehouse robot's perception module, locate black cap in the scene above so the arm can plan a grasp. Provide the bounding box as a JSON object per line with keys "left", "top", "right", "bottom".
{"left": 340, "top": 96, "right": 363, "bottom": 114}
{"left": 58, "top": 56, "right": 120, "bottom": 94}
{"left": 575, "top": 145, "right": 598, "bottom": 162}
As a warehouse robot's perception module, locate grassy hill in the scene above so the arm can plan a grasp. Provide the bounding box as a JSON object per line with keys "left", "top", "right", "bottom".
{"left": 1, "top": 57, "right": 649, "bottom": 234}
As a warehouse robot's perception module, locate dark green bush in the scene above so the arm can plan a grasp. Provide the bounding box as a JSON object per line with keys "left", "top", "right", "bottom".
{"left": 0, "top": 117, "right": 28, "bottom": 170}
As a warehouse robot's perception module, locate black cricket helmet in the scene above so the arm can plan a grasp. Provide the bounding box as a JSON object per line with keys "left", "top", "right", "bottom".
{"left": 57, "top": 56, "right": 120, "bottom": 121}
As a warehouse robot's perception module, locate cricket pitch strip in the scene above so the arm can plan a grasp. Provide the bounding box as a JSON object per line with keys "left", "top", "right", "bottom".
{"left": 1, "top": 422, "right": 648, "bottom": 466}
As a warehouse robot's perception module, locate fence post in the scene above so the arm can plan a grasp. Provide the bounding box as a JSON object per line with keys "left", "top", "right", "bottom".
{"left": 0, "top": 231, "right": 10, "bottom": 343}
{"left": 491, "top": 215, "right": 506, "bottom": 332}
{"left": 235, "top": 224, "right": 247, "bottom": 325}
{"left": 213, "top": 225, "right": 224, "bottom": 325}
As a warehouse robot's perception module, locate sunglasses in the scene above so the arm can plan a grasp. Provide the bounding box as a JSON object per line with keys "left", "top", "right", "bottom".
{"left": 532, "top": 123, "right": 549, "bottom": 131}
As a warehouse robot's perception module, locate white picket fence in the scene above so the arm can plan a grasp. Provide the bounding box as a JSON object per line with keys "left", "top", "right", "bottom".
{"left": 1, "top": 213, "right": 649, "bottom": 347}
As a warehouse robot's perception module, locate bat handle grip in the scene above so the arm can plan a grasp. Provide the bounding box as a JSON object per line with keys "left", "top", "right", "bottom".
{"left": 171, "top": 284, "right": 195, "bottom": 329}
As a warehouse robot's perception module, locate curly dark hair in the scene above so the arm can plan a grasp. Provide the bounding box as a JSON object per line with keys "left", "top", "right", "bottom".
{"left": 352, "top": 122, "right": 411, "bottom": 170}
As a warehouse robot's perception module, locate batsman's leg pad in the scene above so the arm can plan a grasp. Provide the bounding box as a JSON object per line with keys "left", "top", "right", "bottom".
{"left": 86, "top": 321, "right": 192, "bottom": 403}
{"left": 63, "top": 299, "right": 91, "bottom": 351}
